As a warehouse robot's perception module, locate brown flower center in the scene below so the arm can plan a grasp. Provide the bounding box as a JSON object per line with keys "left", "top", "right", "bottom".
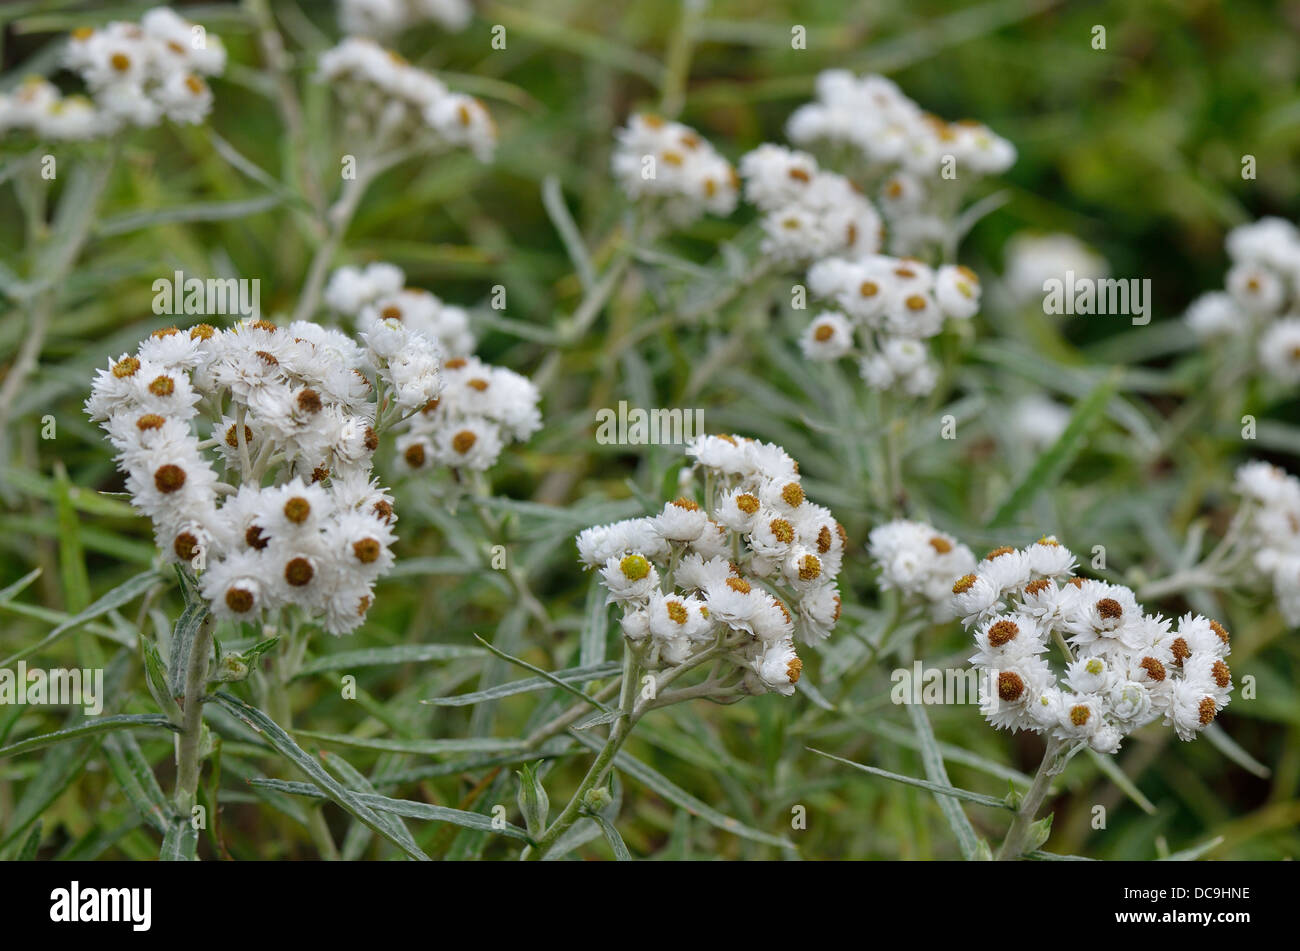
{"left": 154, "top": 464, "right": 186, "bottom": 493}
{"left": 987, "top": 620, "right": 1019, "bottom": 647}
{"left": 225, "top": 587, "right": 254, "bottom": 613}
{"left": 997, "top": 671, "right": 1025, "bottom": 702}
{"left": 284, "top": 557, "right": 314, "bottom": 587}
{"left": 353, "top": 538, "right": 381, "bottom": 564}
{"left": 1138, "top": 657, "right": 1166, "bottom": 682}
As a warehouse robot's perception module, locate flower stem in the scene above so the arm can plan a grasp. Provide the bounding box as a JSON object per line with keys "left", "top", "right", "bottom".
{"left": 995, "top": 735, "right": 1067, "bottom": 861}
{"left": 174, "top": 612, "right": 216, "bottom": 812}
{"left": 526, "top": 644, "right": 640, "bottom": 859}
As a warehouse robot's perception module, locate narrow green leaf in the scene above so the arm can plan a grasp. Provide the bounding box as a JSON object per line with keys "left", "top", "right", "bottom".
{"left": 211, "top": 693, "right": 430, "bottom": 860}
{"left": 587, "top": 811, "right": 632, "bottom": 860}
{"left": 292, "top": 643, "right": 486, "bottom": 679}
{"left": 248, "top": 778, "right": 532, "bottom": 841}
{"left": 0, "top": 567, "right": 41, "bottom": 604}
{"left": 1160, "top": 836, "right": 1224, "bottom": 861}
{"left": 573, "top": 732, "right": 795, "bottom": 850}
{"left": 422, "top": 661, "right": 621, "bottom": 707}
{"left": 320, "top": 751, "right": 423, "bottom": 860}
{"left": 293, "top": 730, "right": 524, "bottom": 756}
{"left": 987, "top": 369, "right": 1120, "bottom": 527}
{"left": 1086, "top": 748, "right": 1157, "bottom": 815}
{"left": 96, "top": 194, "right": 282, "bottom": 237}
{"left": 1202, "top": 722, "right": 1271, "bottom": 779}
{"left": 103, "top": 732, "right": 171, "bottom": 835}
{"left": 541, "top": 175, "right": 594, "bottom": 289}
{"left": 15, "top": 821, "right": 42, "bottom": 861}
{"left": 808, "top": 748, "right": 1015, "bottom": 810}
{"left": 472, "top": 634, "right": 614, "bottom": 714}
{"left": 0, "top": 568, "right": 164, "bottom": 667}
{"left": 906, "top": 703, "right": 985, "bottom": 860}
{"left": 0, "top": 714, "right": 178, "bottom": 759}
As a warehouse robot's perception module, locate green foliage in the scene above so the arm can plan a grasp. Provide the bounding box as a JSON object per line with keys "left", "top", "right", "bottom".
{"left": 0, "top": 0, "right": 1295, "bottom": 862}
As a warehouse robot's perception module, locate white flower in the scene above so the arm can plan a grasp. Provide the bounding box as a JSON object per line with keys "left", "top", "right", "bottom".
{"left": 650, "top": 497, "right": 709, "bottom": 542}
{"left": 586, "top": 438, "right": 842, "bottom": 693}
{"left": 799, "top": 312, "right": 855, "bottom": 360}
{"left": 88, "top": 319, "right": 408, "bottom": 636}
{"left": 933, "top": 265, "right": 981, "bottom": 320}
{"left": 1259, "top": 319, "right": 1300, "bottom": 384}
{"left": 1184, "top": 291, "right": 1241, "bottom": 339}
{"left": 317, "top": 38, "right": 494, "bottom": 159}
{"left": 599, "top": 554, "right": 660, "bottom": 604}
{"left": 869, "top": 519, "right": 976, "bottom": 613}
{"left": 1006, "top": 396, "right": 1070, "bottom": 451}
{"left": 1001, "top": 233, "right": 1108, "bottom": 307}
{"left": 956, "top": 538, "right": 1232, "bottom": 751}
{"left": 751, "top": 639, "right": 802, "bottom": 696}
{"left": 339, "top": 0, "right": 472, "bottom": 37}
{"left": 611, "top": 113, "right": 738, "bottom": 225}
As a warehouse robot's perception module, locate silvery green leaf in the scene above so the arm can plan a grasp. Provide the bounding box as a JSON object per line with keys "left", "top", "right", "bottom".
{"left": 422, "top": 660, "right": 620, "bottom": 707}
{"left": 0, "top": 714, "right": 178, "bottom": 759}
{"left": 211, "top": 693, "right": 430, "bottom": 860}
{"left": 809, "top": 748, "right": 1014, "bottom": 810}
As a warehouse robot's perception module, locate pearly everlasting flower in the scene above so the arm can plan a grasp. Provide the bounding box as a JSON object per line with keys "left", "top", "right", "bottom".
{"left": 1004, "top": 395, "right": 1070, "bottom": 451}
{"left": 867, "top": 519, "right": 975, "bottom": 617}
{"left": 326, "top": 264, "right": 540, "bottom": 474}
{"left": 1232, "top": 460, "right": 1300, "bottom": 625}
{"left": 1, "top": 8, "right": 224, "bottom": 141}
{"left": 86, "top": 319, "right": 417, "bottom": 635}
{"left": 786, "top": 71, "right": 1015, "bottom": 178}
{"left": 1182, "top": 216, "right": 1300, "bottom": 387}
{"left": 797, "top": 253, "right": 979, "bottom": 396}
{"left": 999, "top": 233, "right": 1108, "bottom": 310}
{"left": 337, "top": 0, "right": 472, "bottom": 37}
{"left": 317, "top": 37, "right": 495, "bottom": 160}
{"left": 781, "top": 71, "right": 1013, "bottom": 257}
{"left": 953, "top": 539, "right": 1232, "bottom": 753}
{"left": 579, "top": 436, "right": 845, "bottom": 698}
{"left": 739, "top": 145, "right": 882, "bottom": 264}
{"left": 611, "top": 114, "right": 739, "bottom": 226}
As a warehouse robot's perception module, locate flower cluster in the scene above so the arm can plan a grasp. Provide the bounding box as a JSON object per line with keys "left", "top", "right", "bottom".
{"left": 577, "top": 435, "right": 845, "bottom": 696}
{"left": 317, "top": 37, "right": 494, "bottom": 160}
{"left": 325, "top": 263, "right": 541, "bottom": 472}
{"left": 786, "top": 71, "right": 1015, "bottom": 254}
{"left": 1234, "top": 461, "right": 1300, "bottom": 625}
{"left": 0, "top": 8, "right": 224, "bottom": 141}
{"left": 800, "top": 253, "right": 981, "bottom": 395}
{"left": 85, "top": 317, "right": 443, "bottom": 634}
{"left": 953, "top": 539, "right": 1232, "bottom": 752}
{"left": 611, "top": 114, "right": 739, "bottom": 226}
{"left": 738, "top": 145, "right": 883, "bottom": 264}
{"left": 1184, "top": 217, "right": 1300, "bottom": 385}
{"left": 338, "top": 0, "right": 472, "bottom": 37}
{"left": 867, "top": 519, "right": 974, "bottom": 616}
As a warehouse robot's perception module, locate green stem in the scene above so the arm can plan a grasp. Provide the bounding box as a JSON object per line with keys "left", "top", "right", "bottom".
{"left": 174, "top": 613, "right": 216, "bottom": 812}
{"left": 994, "top": 735, "right": 1066, "bottom": 861}
{"left": 527, "top": 645, "right": 640, "bottom": 859}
